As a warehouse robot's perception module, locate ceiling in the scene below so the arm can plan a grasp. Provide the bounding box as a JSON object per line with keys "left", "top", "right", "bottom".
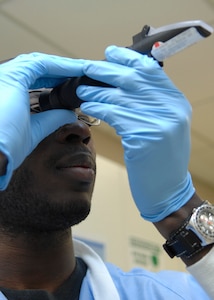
{"left": 0, "top": 0, "right": 214, "bottom": 187}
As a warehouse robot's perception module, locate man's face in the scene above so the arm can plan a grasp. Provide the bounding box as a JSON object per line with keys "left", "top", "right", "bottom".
{"left": 0, "top": 121, "right": 96, "bottom": 234}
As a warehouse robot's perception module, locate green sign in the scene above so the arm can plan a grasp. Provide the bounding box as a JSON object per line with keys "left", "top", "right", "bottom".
{"left": 129, "top": 236, "right": 161, "bottom": 269}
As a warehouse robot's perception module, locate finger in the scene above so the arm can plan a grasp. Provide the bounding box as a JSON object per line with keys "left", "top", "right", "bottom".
{"left": 80, "top": 102, "right": 114, "bottom": 123}
{"left": 77, "top": 85, "right": 126, "bottom": 104}
{"left": 14, "top": 52, "right": 86, "bottom": 76}
{"left": 29, "top": 77, "right": 68, "bottom": 89}
{"left": 105, "top": 45, "right": 159, "bottom": 70}
{"left": 30, "top": 109, "right": 77, "bottom": 151}
{"left": 80, "top": 102, "right": 139, "bottom": 135}
{"left": 82, "top": 60, "right": 145, "bottom": 90}
{"left": 2, "top": 53, "right": 87, "bottom": 89}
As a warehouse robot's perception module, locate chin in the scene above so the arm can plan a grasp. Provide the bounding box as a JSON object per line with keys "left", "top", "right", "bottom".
{"left": 34, "top": 200, "right": 91, "bottom": 232}
{"left": 0, "top": 194, "right": 92, "bottom": 235}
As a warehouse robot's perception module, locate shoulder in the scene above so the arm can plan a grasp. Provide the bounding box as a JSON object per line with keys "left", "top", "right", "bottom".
{"left": 104, "top": 262, "right": 210, "bottom": 299}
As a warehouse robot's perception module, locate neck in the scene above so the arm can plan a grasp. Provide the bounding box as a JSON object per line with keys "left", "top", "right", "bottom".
{"left": 0, "top": 228, "right": 76, "bottom": 292}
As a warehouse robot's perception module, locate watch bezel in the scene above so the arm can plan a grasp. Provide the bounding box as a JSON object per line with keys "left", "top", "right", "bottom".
{"left": 188, "top": 203, "right": 214, "bottom": 244}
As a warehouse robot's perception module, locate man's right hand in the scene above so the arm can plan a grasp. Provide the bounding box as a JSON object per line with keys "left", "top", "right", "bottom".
{"left": 0, "top": 52, "right": 86, "bottom": 190}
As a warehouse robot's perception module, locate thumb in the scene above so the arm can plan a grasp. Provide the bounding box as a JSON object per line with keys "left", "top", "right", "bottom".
{"left": 30, "top": 109, "right": 77, "bottom": 150}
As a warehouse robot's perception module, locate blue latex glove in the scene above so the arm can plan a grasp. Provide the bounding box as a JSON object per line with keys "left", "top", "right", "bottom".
{"left": 0, "top": 52, "right": 85, "bottom": 190}
{"left": 77, "top": 46, "right": 195, "bottom": 222}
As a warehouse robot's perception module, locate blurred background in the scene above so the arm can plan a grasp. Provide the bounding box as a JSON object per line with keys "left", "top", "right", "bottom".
{"left": 1, "top": 0, "right": 214, "bottom": 271}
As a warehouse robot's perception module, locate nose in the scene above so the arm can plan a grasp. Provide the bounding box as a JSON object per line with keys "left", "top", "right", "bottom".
{"left": 55, "top": 121, "right": 91, "bottom": 145}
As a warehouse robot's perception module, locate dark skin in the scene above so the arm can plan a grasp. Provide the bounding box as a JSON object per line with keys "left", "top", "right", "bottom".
{"left": 154, "top": 193, "right": 213, "bottom": 266}
{"left": 0, "top": 120, "right": 96, "bottom": 292}
{"left": 0, "top": 120, "right": 213, "bottom": 291}
{"left": 0, "top": 230, "right": 75, "bottom": 291}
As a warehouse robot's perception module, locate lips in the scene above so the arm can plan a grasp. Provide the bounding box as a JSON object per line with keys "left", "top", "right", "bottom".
{"left": 56, "top": 152, "right": 96, "bottom": 183}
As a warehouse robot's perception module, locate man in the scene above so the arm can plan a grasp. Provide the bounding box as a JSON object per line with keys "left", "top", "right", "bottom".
{"left": 0, "top": 47, "right": 213, "bottom": 299}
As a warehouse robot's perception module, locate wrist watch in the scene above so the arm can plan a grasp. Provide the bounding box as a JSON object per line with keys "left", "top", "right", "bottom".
{"left": 163, "top": 201, "right": 214, "bottom": 259}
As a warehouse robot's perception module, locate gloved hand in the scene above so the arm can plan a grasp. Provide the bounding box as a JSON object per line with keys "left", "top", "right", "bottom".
{"left": 77, "top": 46, "right": 195, "bottom": 222}
{"left": 0, "top": 52, "right": 85, "bottom": 190}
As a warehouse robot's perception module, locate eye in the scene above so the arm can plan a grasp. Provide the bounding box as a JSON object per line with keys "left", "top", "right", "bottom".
{"left": 29, "top": 91, "right": 101, "bottom": 127}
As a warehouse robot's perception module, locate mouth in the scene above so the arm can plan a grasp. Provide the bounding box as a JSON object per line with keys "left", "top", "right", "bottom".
{"left": 56, "top": 153, "right": 96, "bottom": 183}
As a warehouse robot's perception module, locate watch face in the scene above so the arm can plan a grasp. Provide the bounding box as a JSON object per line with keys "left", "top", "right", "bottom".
{"left": 194, "top": 205, "right": 214, "bottom": 239}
